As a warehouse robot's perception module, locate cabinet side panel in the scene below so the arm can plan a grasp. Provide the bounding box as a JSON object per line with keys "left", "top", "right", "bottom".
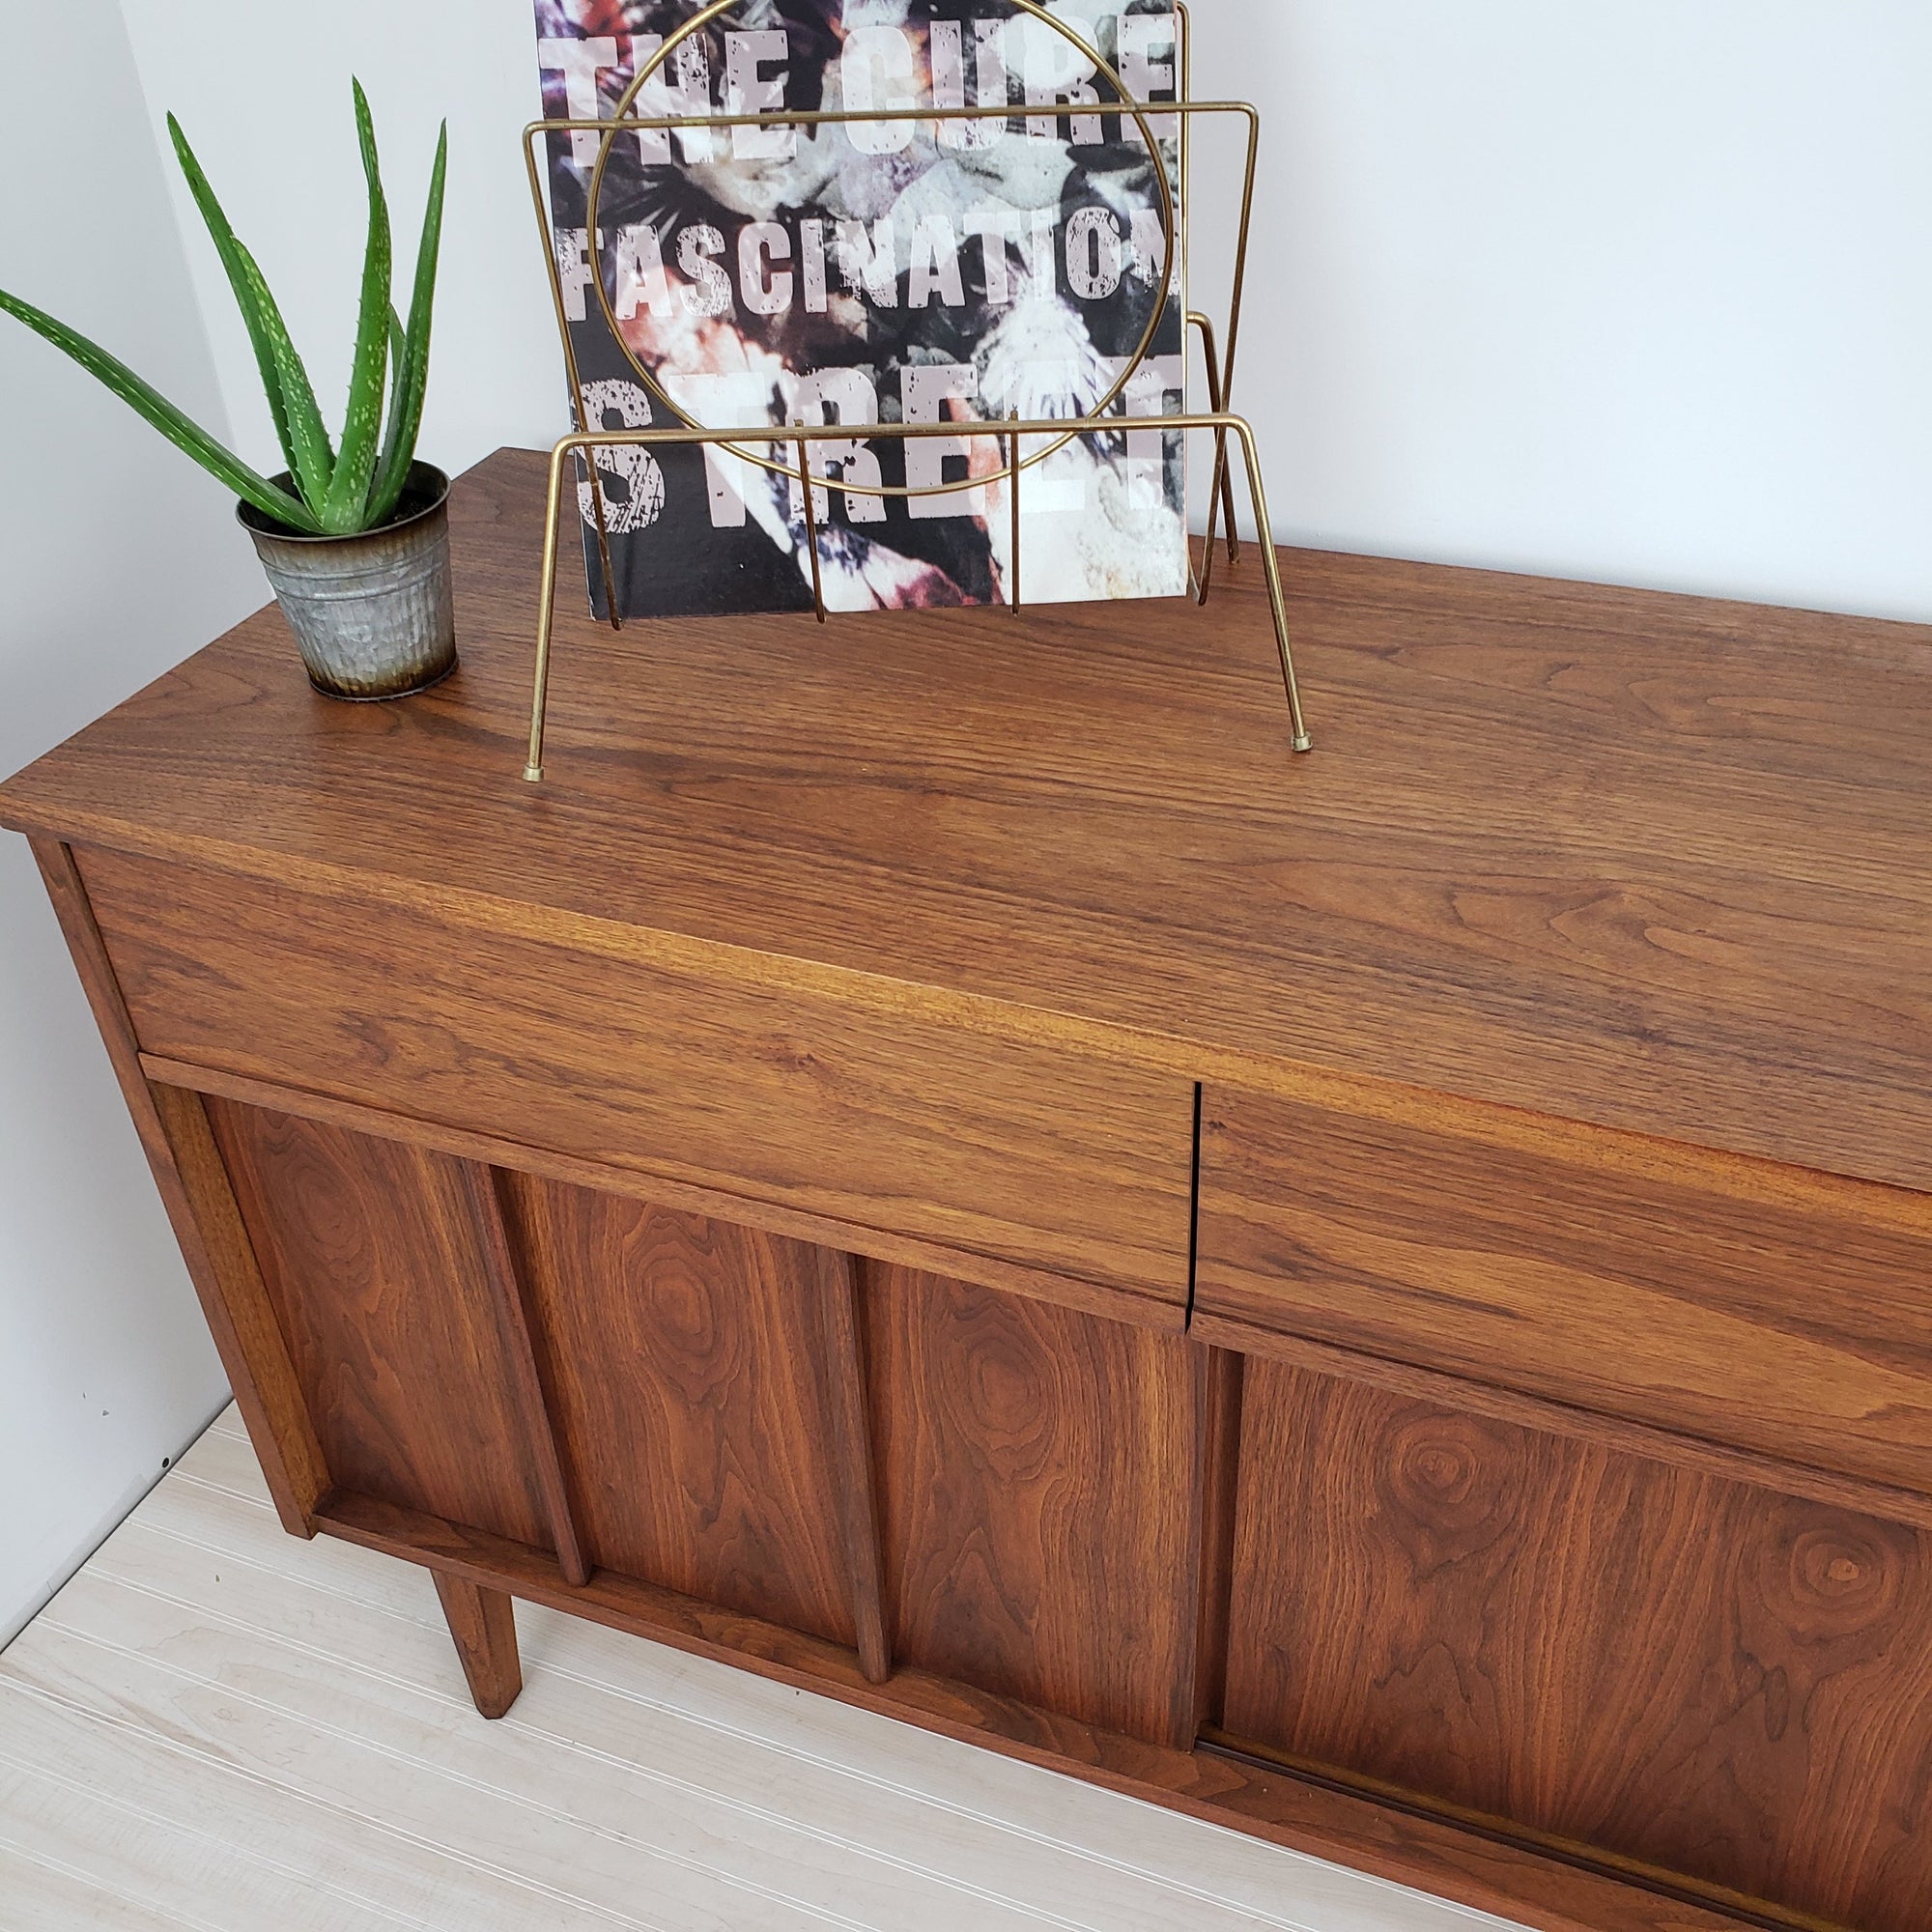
{"left": 1224, "top": 1360, "right": 1932, "bottom": 1932}
{"left": 866, "top": 1265, "right": 1203, "bottom": 1747}
{"left": 205, "top": 1098, "right": 549, "bottom": 1549}
{"left": 503, "top": 1175, "right": 858, "bottom": 1650}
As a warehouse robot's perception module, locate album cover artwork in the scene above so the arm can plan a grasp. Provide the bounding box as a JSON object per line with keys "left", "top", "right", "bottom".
{"left": 534, "top": 1, "right": 1187, "bottom": 617}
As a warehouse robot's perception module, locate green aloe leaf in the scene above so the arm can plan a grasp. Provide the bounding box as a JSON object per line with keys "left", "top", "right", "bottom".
{"left": 320, "top": 78, "right": 392, "bottom": 533}
{"left": 166, "top": 112, "right": 301, "bottom": 488}
{"left": 230, "top": 236, "right": 337, "bottom": 512}
{"left": 0, "top": 285, "right": 323, "bottom": 532}
{"left": 366, "top": 120, "right": 446, "bottom": 527}
{"left": 372, "top": 302, "right": 413, "bottom": 515}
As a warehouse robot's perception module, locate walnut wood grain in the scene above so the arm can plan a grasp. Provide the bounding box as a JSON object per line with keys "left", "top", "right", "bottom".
{"left": 77, "top": 844, "right": 1194, "bottom": 1322}
{"left": 431, "top": 1573, "right": 522, "bottom": 1720}
{"left": 27, "top": 838, "right": 326, "bottom": 1536}
{"left": 3, "top": 450, "right": 1926, "bottom": 1197}
{"left": 1196, "top": 1083, "right": 1932, "bottom": 1496}
{"left": 1191, "top": 1348, "right": 1245, "bottom": 1734}
{"left": 865, "top": 1265, "right": 1206, "bottom": 1748}
{"left": 499, "top": 1177, "right": 862, "bottom": 1650}
{"left": 818, "top": 1252, "right": 891, "bottom": 1684}
{"left": 317, "top": 1489, "right": 1753, "bottom": 1932}
{"left": 458, "top": 1160, "right": 589, "bottom": 1587}
{"left": 1190, "top": 1310, "right": 1932, "bottom": 1541}
{"left": 136, "top": 1051, "right": 1152, "bottom": 1323}
{"left": 205, "top": 1100, "right": 551, "bottom": 1550}
{"left": 1224, "top": 1362, "right": 1932, "bottom": 1932}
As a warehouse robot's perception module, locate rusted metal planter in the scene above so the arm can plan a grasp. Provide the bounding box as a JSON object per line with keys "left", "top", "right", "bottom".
{"left": 238, "top": 463, "right": 457, "bottom": 700}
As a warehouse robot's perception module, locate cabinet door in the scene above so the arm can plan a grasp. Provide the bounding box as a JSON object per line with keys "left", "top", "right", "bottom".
{"left": 503, "top": 1175, "right": 862, "bottom": 1648}
{"left": 1222, "top": 1360, "right": 1932, "bottom": 1932}
{"left": 865, "top": 1265, "right": 1213, "bottom": 1747}
{"left": 207, "top": 1099, "right": 552, "bottom": 1550}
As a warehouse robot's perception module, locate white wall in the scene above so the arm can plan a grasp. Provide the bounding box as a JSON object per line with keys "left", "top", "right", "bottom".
{"left": 0, "top": 2, "right": 263, "bottom": 1647}
{"left": 121, "top": 0, "right": 1932, "bottom": 626}
{"left": 118, "top": 0, "right": 566, "bottom": 488}
{"left": 1183, "top": 0, "right": 1932, "bottom": 621}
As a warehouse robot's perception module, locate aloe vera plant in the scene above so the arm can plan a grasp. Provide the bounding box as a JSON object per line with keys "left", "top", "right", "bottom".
{"left": 0, "top": 81, "right": 446, "bottom": 537}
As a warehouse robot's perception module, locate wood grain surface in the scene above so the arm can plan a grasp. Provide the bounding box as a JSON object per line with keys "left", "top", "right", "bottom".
{"left": 205, "top": 1099, "right": 551, "bottom": 1550}
{"left": 136, "top": 1051, "right": 1165, "bottom": 1321}
{"left": 815, "top": 1247, "right": 892, "bottom": 1683}
{"left": 864, "top": 1265, "right": 1207, "bottom": 1748}
{"left": 432, "top": 1574, "right": 523, "bottom": 1720}
{"left": 1195, "top": 1081, "right": 1932, "bottom": 1495}
{"left": 14, "top": 1408, "right": 1562, "bottom": 1932}
{"left": 77, "top": 843, "right": 1195, "bottom": 1321}
{"left": 2, "top": 449, "right": 1927, "bottom": 1194}
{"left": 500, "top": 1176, "right": 863, "bottom": 1650}
{"left": 459, "top": 1159, "right": 591, "bottom": 1586}
{"left": 27, "top": 838, "right": 327, "bottom": 1535}
{"left": 1223, "top": 1361, "right": 1932, "bottom": 1932}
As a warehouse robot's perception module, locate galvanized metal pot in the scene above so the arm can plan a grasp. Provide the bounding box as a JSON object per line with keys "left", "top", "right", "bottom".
{"left": 238, "top": 463, "right": 458, "bottom": 700}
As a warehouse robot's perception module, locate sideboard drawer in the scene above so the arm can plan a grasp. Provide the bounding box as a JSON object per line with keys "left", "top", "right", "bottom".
{"left": 79, "top": 847, "right": 1195, "bottom": 1321}
{"left": 1194, "top": 1081, "right": 1932, "bottom": 1492}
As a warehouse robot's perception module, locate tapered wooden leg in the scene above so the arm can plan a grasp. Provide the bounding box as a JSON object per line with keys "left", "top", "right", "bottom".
{"left": 433, "top": 1572, "right": 523, "bottom": 1719}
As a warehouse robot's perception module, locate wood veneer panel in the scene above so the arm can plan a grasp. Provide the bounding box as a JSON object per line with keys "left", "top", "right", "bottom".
{"left": 501, "top": 1177, "right": 859, "bottom": 1650}
{"left": 6, "top": 450, "right": 1929, "bottom": 1198}
{"left": 78, "top": 845, "right": 1193, "bottom": 1321}
{"left": 137, "top": 1052, "right": 1156, "bottom": 1322}
{"left": 816, "top": 1248, "right": 891, "bottom": 1683}
{"left": 1223, "top": 1362, "right": 1932, "bottom": 1932}
{"left": 865, "top": 1265, "right": 1205, "bottom": 1747}
{"left": 1195, "top": 1083, "right": 1932, "bottom": 1495}
{"left": 204, "top": 1099, "right": 549, "bottom": 1549}
{"left": 459, "top": 1160, "right": 589, "bottom": 1586}
{"left": 28, "top": 839, "right": 327, "bottom": 1535}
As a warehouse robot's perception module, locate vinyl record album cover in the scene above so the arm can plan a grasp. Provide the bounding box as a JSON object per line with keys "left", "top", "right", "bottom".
{"left": 534, "top": 1, "right": 1188, "bottom": 618}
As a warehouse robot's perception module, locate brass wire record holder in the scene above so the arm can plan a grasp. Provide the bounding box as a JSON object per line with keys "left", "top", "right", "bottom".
{"left": 521, "top": 0, "right": 1309, "bottom": 781}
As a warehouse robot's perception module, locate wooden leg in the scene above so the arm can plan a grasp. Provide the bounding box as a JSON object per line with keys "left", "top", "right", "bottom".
{"left": 433, "top": 1572, "right": 524, "bottom": 1719}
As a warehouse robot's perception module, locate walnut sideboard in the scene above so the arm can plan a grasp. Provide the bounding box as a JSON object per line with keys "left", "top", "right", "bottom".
{"left": 7, "top": 450, "right": 1930, "bottom": 1932}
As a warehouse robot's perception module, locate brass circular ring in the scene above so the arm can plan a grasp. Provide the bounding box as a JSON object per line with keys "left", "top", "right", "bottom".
{"left": 582, "top": 0, "right": 1178, "bottom": 501}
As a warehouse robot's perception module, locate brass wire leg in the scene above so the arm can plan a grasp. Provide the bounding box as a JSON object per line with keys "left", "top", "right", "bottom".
{"left": 796, "top": 436, "right": 827, "bottom": 624}
{"left": 1189, "top": 311, "right": 1242, "bottom": 582}
{"left": 526, "top": 412, "right": 1313, "bottom": 784}
{"left": 516, "top": 9, "right": 1294, "bottom": 762}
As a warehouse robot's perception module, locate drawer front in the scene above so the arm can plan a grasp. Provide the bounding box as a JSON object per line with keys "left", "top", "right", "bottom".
{"left": 1194, "top": 1081, "right": 1932, "bottom": 1492}
{"left": 82, "top": 848, "right": 1195, "bottom": 1321}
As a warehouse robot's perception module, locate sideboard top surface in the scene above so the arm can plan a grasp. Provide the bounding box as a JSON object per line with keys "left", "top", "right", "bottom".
{"left": 5, "top": 450, "right": 1926, "bottom": 1193}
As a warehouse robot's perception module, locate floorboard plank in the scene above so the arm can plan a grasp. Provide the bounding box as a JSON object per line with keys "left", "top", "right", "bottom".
{"left": 0, "top": 1754, "right": 427, "bottom": 1931}
{"left": 0, "top": 1682, "right": 619, "bottom": 1932}
{"left": 2, "top": 1623, "right": 860, "bottom": 1932}
{"left": 0, "top": 1839, "right": 213, "bottom": 1932}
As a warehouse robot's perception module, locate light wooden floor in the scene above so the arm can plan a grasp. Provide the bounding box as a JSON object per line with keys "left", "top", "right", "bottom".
{"left": 0, "top": 1408, "right": 1521, "bottom": 1932}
